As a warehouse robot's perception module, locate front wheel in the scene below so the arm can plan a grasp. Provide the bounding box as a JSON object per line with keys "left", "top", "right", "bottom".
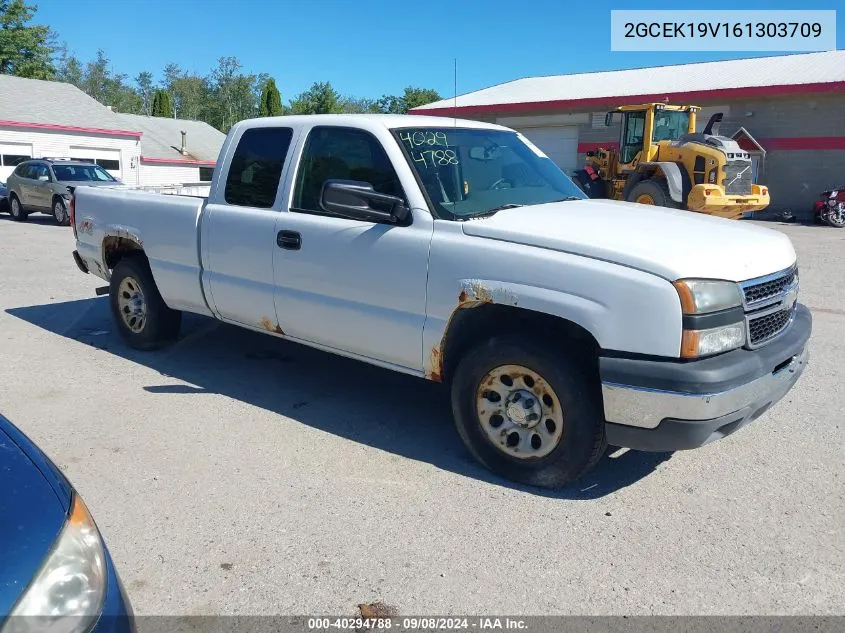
{"left": 109, "top": 256, "right": 181, "bottom": 350}
{"left": 9, "top": 195, "right": 28, "bottom": 222}
{"left": 451, "top": 337, "right": 606, "bottom": 488}
{"left": 627, "top": 179, "right": 680, "bottom": 209}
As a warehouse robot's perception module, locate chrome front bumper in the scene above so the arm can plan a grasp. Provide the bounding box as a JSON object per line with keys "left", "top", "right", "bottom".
{"left": 602, "top": 343, "right": 808, "bottom": 429}
{"left": 599, "top": 304, "right": 812, "bottom": 451}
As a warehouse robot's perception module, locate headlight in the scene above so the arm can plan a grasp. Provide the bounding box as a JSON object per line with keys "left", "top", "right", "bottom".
{"left": 673, "top": 279, "right": 742, "bottom": 314}
{"left": 4, "top": 495, "right": 106, "bottom": 633}
{"left": 681, "top": 322, "right": 746, "bottom": 358}
{"left": 674, "top": 279, "right": 745, "bottom": 358}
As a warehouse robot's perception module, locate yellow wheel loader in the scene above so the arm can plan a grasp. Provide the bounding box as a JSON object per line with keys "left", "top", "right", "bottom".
{"left": 574, "top": 104, "right": 770, "bottom": 219}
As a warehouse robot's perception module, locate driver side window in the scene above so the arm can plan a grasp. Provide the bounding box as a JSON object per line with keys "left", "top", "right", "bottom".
{"left": 292, "top": 126, "right": 403, "bottom": 214}
{"left": 621, "top": 111, "right": 645, "bottom": 164}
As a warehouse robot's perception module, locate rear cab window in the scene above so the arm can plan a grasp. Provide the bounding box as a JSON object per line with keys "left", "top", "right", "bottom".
{"left": 224, "top": 127, "right": 294, "bottom": 208}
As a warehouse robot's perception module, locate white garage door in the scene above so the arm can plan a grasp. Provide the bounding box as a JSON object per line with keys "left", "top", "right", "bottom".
{"left": 69, "top": 147, "right": 122, "bottom": 179}
{"left": 512, "top": 126, "right": 579, "bottom": 175}
{"left": 0, "top": 142, "right": 33, "bottom": 180}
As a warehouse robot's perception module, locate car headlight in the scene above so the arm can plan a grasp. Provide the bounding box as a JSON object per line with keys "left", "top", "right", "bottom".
{"left": 681, "top": 322, "right": 746, "bottom": 358}
{"left": 3, "top": 495, "right": 106, "bottom": 633}
{"left": 674, "top": 279, "right": 745, "bottom": 358}
{"left": 673, "top": 279, "right": 742, "bottom": 314}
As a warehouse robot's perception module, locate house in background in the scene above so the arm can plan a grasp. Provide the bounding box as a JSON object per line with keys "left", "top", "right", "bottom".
{"left": 411, "top": 50, "right": 845, "bottom": 219}
{"left": 0, "top": 74, "right": 224, "bottom": 194}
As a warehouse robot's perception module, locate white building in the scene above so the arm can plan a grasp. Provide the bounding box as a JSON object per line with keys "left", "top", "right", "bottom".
{"left": 0, "top": 74, "right": 224, "bottom": 193}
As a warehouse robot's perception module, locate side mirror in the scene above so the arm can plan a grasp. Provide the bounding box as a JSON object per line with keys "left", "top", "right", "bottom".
{"left": 604, "top": 112, "right": 614, "bottom": 127}
{"left": 320, "top": 180, "right": 409, "bottom": 225}
{"left": 38, "top": 174, "right": 50, "bottom": 182}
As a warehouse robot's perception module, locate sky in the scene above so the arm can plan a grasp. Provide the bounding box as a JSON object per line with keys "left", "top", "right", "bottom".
{"left": 33, "top": 0, "right": 844, "bottom": 103}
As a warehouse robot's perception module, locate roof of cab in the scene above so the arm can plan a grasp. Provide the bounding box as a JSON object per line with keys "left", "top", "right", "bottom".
{"left": 234, "top": 113, "right": 510, "bottom": 133}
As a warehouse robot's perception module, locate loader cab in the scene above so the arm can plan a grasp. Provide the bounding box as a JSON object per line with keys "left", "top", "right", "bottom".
{"left": 607, "top": 104, "right": 699, "bottom": 170}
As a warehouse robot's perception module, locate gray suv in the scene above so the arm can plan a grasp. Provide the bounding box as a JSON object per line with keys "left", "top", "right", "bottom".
{"left": 5, "top": 159, "right": 122, "bottom": 225}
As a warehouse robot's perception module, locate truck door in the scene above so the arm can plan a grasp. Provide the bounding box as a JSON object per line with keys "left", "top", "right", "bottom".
{"left": 271, "top": 125, "right": 432, "bottom": 372}
{"left": 200, "top": 126, "right": 299, "bottom": 328}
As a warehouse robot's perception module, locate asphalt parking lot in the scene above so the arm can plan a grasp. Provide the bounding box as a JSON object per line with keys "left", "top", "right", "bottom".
{"left": 0, "top": 214, "right": 842, "bottom": 616}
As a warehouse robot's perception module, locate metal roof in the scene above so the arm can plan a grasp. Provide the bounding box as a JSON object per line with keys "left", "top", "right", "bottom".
{"left": 412, "top": 50, "right": 845, "bottom": 115}
{"left": 113, "top": 113, "right": 225, "bottom": 164}
{"left": 0, "top": 74, "right": 140, "bottom": 135}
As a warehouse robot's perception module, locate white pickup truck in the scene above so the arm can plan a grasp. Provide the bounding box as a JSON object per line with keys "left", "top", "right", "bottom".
{"left": 70, "top": 114, "right": 811, "bottom": 487}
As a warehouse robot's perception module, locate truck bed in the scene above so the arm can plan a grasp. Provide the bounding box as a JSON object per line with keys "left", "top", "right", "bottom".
{"left": 73, "top": 186, "right": 212, "bottom": 317}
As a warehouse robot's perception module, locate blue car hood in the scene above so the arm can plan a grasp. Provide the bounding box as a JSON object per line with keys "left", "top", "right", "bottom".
{"left": 0, "top": 416, "right": 71, "bottom": 615}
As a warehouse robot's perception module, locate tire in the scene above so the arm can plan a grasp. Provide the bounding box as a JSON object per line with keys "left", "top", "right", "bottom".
{"left": 52, "top": 198, "right": 69, "bottom": 226}
{"left": 451, "top": 337, "right": 606, "bottom": 488}
{"left": 823, "top": 203, "right": 845, "bottom": 228}
{"left": 9, "top": 194, "right": 28, "bottom": 222}
{"left": 626, "top": 179, "right": 680, "bottom": 209}
{"left": 109, "top": 255, "right": 181, "bottom": 350}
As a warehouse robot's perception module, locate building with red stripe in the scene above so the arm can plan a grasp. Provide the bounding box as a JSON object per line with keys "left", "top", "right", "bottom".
{"left": 410, "top": 50, "right": 845, "bottom": 219}
{"left": 0, "top": 74, "right": 223, "bottom": 193}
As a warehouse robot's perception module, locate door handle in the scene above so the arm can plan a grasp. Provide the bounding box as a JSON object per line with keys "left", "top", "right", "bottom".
{"left": 276, "top": 230, "right": 302, "bottom": 250}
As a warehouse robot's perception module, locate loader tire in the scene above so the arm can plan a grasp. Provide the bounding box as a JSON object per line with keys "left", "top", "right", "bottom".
{"left": 627, "top": 179, "right": 680, "bottom": 209}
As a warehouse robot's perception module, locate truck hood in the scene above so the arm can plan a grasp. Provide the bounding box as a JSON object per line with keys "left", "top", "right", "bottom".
{"left": 461, "top": 199, "right": 796, "bottom": 281}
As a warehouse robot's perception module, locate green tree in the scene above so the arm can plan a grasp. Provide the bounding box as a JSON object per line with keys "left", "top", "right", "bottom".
{"left": 0, "top": 0, "right": 55, "bottom": 79}
{"left": 151, "top": 89, "right": 173, "bottom": 117}
{"left": 377, "top": 86, "right": 442, "bottom": 114}
{"left": 208, "top": 56, "right": 259, "bottom": 131}
{"left": 81, "top": 49, "right": 109, "bottom": 102}
{"left": 401, "top": 86, "right": 441, "bottom": 111}
{"left": 340, "top": 96, "right": 380, "bottom": 114}
{"left": 135, "top": 71, "right": 154, "bottom": 115}
{"left": 259, "top": 77, "right": 283, "bottom": 117}
{"left": 162, "top": 62, "right": 210, "bottom": 120}
{"left": 289, "top": 81, "right": 343, "bottom": 115}
{"left": 55, "top": 48, "right": 82, "bottom": 87}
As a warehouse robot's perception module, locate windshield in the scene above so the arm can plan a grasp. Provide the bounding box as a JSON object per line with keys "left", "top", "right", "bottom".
{"left": 52, "top": 164, "right": 116, "bottom": 182}
{"left": 652, "top": 110, "right": 690, "bottom": 142}
{"left": 394, "top": 127, "right": 585, "bottom": 219}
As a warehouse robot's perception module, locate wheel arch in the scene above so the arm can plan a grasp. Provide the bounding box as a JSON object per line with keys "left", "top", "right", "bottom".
{"left": 428, "top": 282, "right": 605, "bottom": 385}
{"left": 636, "top": 161, "right": 690, "bottom": 203}
{"left": 102, "top": 230, "right": 146, "bottom": 270}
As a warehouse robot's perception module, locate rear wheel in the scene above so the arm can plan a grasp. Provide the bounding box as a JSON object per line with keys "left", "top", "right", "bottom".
{"left": 9, "top": 195, "right": 28, "bottom": 221}
{"left": 52, "top": 198, "right": 69, "bottom": 226}
{"left": 451, "top": 337, "right": 606, "bottom": 488}
{"left": 823, "top": 202, "right": 845, "bottom": 228}
{"left": 109, "top": 255, "right": 181, "bottom": 350}
{"left": 627, "top": 179, "right": 680, "bottom": 209}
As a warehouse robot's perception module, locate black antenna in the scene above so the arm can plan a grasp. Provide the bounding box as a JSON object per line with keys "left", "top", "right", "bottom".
{"left": 453, "top": 58, "right": 457, "bottom": 126}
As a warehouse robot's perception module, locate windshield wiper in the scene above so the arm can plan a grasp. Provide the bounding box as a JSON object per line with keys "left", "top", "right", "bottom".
{"left": 549, "top": 196, "right": 584, "bottom": 202}
{"left": 466, "top": 203, "right": 523, "bottom": 219}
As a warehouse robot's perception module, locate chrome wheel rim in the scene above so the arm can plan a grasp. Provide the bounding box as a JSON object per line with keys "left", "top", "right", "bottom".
{"left": 11, "top": 198, "right": 20, "bottom": 217}
{"left": 54, "top": 201, "right": 66, "bottom": 223}
{"left": 475, "top": 364, "right": 564, "bottom": 459}
{"left": 117, "top": 277, "right": 147, "bottom": 333}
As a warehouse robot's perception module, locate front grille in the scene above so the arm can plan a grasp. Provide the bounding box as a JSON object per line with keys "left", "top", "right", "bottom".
{"left": 749, "top": 307, "right": 793, "bottom": 346}
{"left": 743, "top": 269, "right": 796, "bottom": 305}
{"left": 723, "top": 159, "right": 753, "bottom": 195}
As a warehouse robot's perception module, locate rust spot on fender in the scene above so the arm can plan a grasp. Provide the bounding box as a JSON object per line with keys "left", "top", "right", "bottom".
{"left": 426, "top": 345, "right": 443, "bottom": 382}
{"left": 260, "top": 317, "right": 284, "bottom": 335}
{"left": 458, "top": 280, "right": 517, "bottom": 307}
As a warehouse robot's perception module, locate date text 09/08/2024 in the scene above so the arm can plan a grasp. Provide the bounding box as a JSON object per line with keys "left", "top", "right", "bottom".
{"left": 307, "top": 617, "right": 528, "bottom": 630}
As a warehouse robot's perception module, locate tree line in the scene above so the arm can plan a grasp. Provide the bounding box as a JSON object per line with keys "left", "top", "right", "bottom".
{"left": 0, "top": 0, "right": 442, "bottom": 132}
